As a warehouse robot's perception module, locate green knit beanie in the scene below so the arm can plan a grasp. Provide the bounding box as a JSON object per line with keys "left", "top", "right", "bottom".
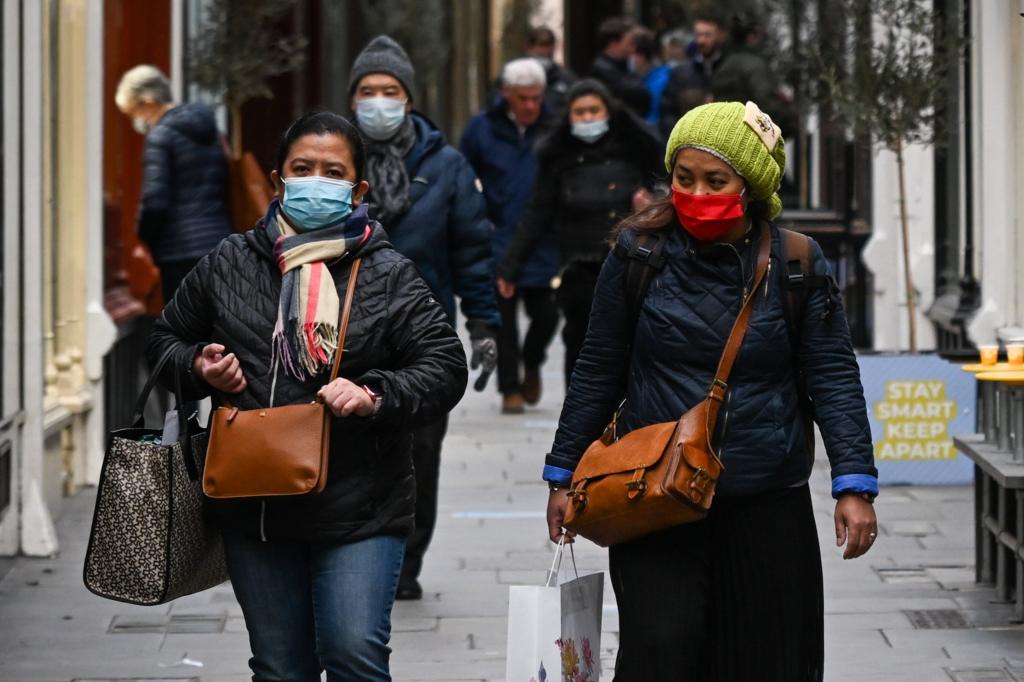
{"left": 664, "top": 101, "right": 787, "bottom": 219}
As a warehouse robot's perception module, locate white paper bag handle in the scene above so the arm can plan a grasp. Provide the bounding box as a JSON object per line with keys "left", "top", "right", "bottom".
{"left": 546, "top": 536, "right": 580, "bottom": 587}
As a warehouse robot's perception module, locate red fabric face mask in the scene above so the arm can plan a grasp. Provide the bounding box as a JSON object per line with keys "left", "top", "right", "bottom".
{"left": 671, "top": 188, "right": 746, "bottom": 242}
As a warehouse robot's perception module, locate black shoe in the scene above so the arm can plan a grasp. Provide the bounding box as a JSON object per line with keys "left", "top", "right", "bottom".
{"left": 396, "top": 580, "right": 423, "bottom": 601}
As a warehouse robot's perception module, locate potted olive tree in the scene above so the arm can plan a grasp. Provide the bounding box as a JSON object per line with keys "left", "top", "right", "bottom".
{"left": 188, "top": 0, "right": 307, "bottom": 230}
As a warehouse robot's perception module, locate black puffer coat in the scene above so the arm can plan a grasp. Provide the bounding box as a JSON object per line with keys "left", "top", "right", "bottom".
{"left": 138, "top": 103, "right": 231, "bottom": 264}
{"left": 147, "top": 205, "right": 468, "bottom": 544}
{"left": 544, "top": 223, "right": 877, "bottom": 498}
{"left": 497, "top": 108, "right": 663, "bottom": 282}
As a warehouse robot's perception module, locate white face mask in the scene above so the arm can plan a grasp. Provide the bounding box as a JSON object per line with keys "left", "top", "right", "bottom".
{"left": 355, "top": 97, "right": 408, "bottom": 141}
{"left": 571, "top": 117, "right": 610, "bottom": 144}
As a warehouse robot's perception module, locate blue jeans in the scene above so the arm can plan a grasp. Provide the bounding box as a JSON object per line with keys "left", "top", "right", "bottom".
{"left": 223, "top": 531, "right": 404, "bottom": 681}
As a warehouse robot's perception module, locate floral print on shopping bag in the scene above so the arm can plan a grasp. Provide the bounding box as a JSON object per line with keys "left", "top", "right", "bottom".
{"left": 556, "top": 637, "right": 596, "bottom": 682}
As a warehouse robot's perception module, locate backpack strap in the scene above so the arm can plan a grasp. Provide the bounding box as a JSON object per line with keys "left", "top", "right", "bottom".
{"left": 614, "top": 230, "right": 668, "bottom": 330}
{"left": 780, "top": 228, "right": 834, "bottom": 332}
{"left": 778, "top": 228, "right": 833, "bottom": 461}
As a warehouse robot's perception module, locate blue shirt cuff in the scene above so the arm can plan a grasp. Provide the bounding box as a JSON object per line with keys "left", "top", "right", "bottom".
{"left": 832, "top": 473, "right": 879, "bottom": 499}
{"left": 542, "top": 464, "right": 574, "bottom": 485}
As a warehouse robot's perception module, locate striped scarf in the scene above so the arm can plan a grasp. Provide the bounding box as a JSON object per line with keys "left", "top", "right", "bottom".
{"left": 266, "top": 202, "right": 371, "bottom": 381}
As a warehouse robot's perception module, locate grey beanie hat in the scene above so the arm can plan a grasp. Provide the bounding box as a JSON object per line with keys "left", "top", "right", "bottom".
{"left": 349, "top": 35, "right": 417, "bottom": 100}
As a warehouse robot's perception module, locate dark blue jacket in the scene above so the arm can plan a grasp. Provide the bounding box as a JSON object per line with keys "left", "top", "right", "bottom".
{"left": 544, "top": 223, "right": 878, "bottom": 499}
{"left": 381, "top": 113, "right": 500, "bottom": 331}
{"left": 459, "top": 101, "right": 559, "bottom": 289}
{"left": 138, "top": 103, "right": 231, "bottom": 264}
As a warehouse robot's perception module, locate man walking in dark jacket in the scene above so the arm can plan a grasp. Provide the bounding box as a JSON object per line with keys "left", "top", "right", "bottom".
{"left": 658, "top": 11, "right": 729, "bottom": 136}
{"left": 115, "top": 65, "right": 231, "bottom": 303}
{"left": 348, "top": 36, "right": 500, "bottom": 601}
{"left": 589, "top": 17, "right": 651, "bottom": 118}
{"left": 524, "top": 26, "right": 576, "bottom": 115}
{"left": 461, "top": 58, "right": 560, "bottom": 415}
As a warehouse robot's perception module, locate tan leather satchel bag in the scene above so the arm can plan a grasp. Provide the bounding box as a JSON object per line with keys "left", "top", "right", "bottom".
{"left": 202, "top": 259, "right": 361, "bottom": 499}
{"left": 563, "top": 225, "right": 770, "bottom": 547}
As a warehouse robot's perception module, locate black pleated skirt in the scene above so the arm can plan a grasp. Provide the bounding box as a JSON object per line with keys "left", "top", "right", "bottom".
{"left": 609, "top": 484, "right": 824, "bottom": 682}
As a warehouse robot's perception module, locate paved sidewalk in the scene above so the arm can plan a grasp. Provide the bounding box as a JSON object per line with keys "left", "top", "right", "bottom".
{"left": 2, "top": 350, "right": 1024, "bottom": 680}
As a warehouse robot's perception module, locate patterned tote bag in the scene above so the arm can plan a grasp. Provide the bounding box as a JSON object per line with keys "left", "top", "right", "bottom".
{"left": 84, "top": 348, "right": 227, "bottom": 605}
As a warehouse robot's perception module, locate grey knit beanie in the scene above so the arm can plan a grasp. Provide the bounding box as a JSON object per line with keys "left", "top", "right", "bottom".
{"left": 349, "top": 35, "right": 417, "bottom": 101}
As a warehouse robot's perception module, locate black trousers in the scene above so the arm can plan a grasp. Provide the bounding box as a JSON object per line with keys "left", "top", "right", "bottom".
{"left": 609, "top": 484, "right": 825, "bottom": 682}
{"left": 556, "top": 261, "right": 602, "bottom": 389}
{"left": 496, "top": 286, "right": 560, "bottom": 395}
{"left": 400, "top": 415, "right": 449, "bottom": 585}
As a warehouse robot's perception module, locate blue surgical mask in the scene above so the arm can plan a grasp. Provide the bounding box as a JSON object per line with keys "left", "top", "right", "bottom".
{"left": 571, "top": 117, "right": 610, "bottom": 144}
{"left": 356, "top": 97, "right": 408, "bottom": 141}
{"left": 281, "top": 176, "right": 355, "bottom": 231}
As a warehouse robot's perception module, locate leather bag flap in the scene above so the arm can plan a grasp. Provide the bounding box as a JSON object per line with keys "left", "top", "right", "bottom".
{"left": 572, "top": 420, "right": 679, "bottom": 481}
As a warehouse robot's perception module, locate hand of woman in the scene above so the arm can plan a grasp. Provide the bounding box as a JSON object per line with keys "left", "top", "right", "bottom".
{"left": 834, "top": 494, "right": 878, "bottom": 560}
{"left": 546, "top": 489, "right": 576, "bottom": 544}
{"left": 317, "top": 378, "right": 375, "bottom": 418}
{"left": 193, "top": 343, "right": 247, "bottom": 394}
{"left": 497, "top": 277, "right": 517, "bottom": 300}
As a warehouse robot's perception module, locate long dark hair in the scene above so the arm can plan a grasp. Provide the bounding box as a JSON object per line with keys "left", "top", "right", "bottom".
{"left": 275, "top": 110, "right": 366, "bottom": 180}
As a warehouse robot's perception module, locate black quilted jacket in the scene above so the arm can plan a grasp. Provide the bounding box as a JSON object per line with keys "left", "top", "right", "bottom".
{"left": 146, "top": 212, "right": 468, "bottom": 544}
{"left": 137, "top": 103, "right": 231, "bottom": 264}
{"left": 497, "top": 108, "right": 664, "bottom": 281}
{"left": 545, "top": 222, "right": 877, "bottom": 498}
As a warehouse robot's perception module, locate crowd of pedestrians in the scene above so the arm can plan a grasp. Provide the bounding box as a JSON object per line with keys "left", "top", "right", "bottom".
{"left": 111, "top": 8, "right": 875, "bottom": 682}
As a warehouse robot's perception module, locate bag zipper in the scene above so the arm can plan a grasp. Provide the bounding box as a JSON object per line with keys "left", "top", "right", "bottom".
{"left": 260, "top": 500, "right": 268, "bottom": 542}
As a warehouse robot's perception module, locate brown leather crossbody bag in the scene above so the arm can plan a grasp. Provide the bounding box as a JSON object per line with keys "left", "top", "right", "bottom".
{"left": 563, "top": 224, "right": 770, "bottom": 547}
{"left": 202, "top": 259, "right": 362, "bottom": 499}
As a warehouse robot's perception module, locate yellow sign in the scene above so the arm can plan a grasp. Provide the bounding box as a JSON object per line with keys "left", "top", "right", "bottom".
{"left": 873, "top": 380, "right": 958, "bottom": 460}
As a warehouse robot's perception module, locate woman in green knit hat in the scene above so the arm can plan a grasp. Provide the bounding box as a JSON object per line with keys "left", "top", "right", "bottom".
{"left": 542, "top": 101, "right": 879, "bottom": 680}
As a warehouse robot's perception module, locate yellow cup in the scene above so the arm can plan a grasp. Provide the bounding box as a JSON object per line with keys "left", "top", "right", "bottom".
{"left": 1007, "top": 344, "right": 1024, "bottom": 367}
{"left": 980, "top": 345, "right": 999, "bottom": 366}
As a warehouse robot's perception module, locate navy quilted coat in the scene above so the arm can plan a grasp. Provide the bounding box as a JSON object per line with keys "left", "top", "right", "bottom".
{"left": 137, "top": 103, "right": 231, "bottom": 264}
{"left": 146, "top": 205, "right": 468, "bottom": 543}
{"left": 459, "top": 100, "right": 560, "bottom": 289}
{"left": 373, "top": 113, "right": 500, "bottom": 330}
{"left": 544, "top": 222, "right": 878, "bottom": 499}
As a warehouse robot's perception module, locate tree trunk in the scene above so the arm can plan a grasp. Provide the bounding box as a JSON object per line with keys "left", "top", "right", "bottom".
{"left": 230, "top": 104, "right": 243, "bottom": 161}
{"left": 894, "top": 136, "right": 918, "bottom": 352}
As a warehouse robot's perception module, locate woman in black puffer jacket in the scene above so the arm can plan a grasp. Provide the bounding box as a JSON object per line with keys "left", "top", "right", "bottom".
{"left": 146, "top": 111, "right": 467, "bottom": 682}
{"left": 496, "top": 78, "right": 663, "bottom": 386}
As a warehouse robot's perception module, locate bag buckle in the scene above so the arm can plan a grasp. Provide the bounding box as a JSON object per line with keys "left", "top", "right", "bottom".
{"left": 625, "top": 466, "right": 648, "bottom": 499}
{"left": 708, "top": 378, "right": 728, "bottom": 402}
{"left": 567, "top": 486, "right": 588, "bottom": 510}
{"left": 689, "top": 467, "right": 712, "bottom": 501}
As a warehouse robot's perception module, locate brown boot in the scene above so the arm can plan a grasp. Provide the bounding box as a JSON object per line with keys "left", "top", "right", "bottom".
{"left": 502, "top": 393, "right": 526, "bottom": 414}
{"left": 522, "top": 366, "right": 542, "bottom": 405}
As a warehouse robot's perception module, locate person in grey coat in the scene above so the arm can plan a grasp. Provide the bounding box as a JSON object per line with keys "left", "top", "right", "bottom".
{"left": 115, "top": 64, "right": 231, "bottom": 302}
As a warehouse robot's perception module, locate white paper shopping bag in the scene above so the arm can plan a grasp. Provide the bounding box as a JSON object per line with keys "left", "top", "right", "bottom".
{"left": 506, "top": 537, "right": 574, "bottom": 681}
{"left": 559, "top": 572, "right": 604, "bottom": 682}
{"left": 506, "top": 583, "right": 561, "bottom": 681}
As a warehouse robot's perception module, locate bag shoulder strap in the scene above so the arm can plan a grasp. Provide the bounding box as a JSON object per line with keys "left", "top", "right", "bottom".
{"left": 329, "top": 258, "right": 362, "bottom": 382}
{"left": 224, "top": 257, "right": 362, "bottom": 409}
{"left": 708, "top": 221, "right": 771, "bottom": 404}
{"left": 614, "top": 230, "right": 668, "bottom": 329}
